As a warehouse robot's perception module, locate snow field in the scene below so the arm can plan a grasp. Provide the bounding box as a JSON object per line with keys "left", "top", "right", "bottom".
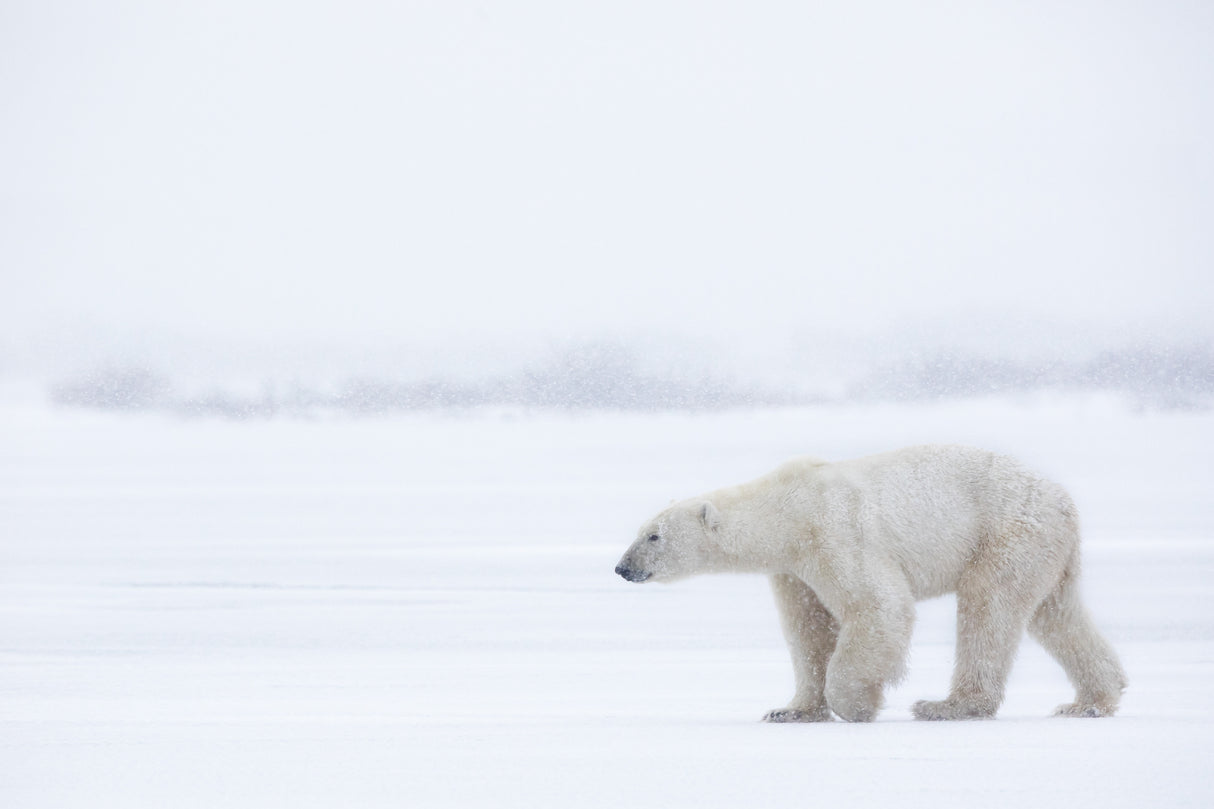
{"left": 2, "top": 397, "right": 1212, "bottom": 807}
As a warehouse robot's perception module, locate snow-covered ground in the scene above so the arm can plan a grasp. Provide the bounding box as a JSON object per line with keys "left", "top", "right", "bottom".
{"left": 2, "top": 397, "right": 1212, "bottom": 808}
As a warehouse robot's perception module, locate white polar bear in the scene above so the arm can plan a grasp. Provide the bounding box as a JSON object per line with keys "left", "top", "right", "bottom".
{"left": 615, "top": 445, "right": 1127, "bottom": 722}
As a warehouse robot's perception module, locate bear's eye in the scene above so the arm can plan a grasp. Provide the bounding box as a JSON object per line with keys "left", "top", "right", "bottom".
{"left": 647, "top": 533, "right": 660, "bottom": 542}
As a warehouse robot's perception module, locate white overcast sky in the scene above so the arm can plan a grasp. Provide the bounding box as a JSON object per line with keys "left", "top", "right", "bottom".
{"left": 2, "top": 0, "right": 1212, "bottom": 356}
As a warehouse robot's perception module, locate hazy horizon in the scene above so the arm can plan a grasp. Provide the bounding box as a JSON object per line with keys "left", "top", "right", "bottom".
{"left": 3, "top": 1, "right": 1212, "bottom": 394}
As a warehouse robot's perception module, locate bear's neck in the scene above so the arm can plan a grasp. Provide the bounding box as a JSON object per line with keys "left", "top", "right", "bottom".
{"left": 707, "top": 472, "right": 813, "bottom": 574}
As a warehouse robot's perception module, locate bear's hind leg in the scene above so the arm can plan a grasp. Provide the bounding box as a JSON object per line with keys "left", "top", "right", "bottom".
{"left": 763, "top": 574, "right": 838, "bottom": 723}
{"left": 1029, "top": 550, "right": 1127, "bottom": 718}
{"left": 912, "top": 584, "right": 1030, "bottom": 721}
{"left": 913, "top": 529, "right": 1061, "bottom": 721}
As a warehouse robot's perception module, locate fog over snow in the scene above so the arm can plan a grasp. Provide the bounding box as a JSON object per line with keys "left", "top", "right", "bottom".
{"left": 2, "top": 0, "right": 1212, "bottom": 407}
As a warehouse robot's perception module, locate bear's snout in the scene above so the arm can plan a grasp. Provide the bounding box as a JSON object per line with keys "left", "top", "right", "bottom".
{"left": 615, "top": 562, "right": 651, "bottom": 582}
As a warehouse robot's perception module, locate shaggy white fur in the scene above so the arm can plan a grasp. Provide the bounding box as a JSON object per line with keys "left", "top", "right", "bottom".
{"left": 615, "top": 445, "right": 1127, "bottom": 722}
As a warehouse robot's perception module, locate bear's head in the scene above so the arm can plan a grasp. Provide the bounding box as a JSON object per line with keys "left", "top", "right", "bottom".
{"left": 615, "top": 499, "right": 723, "bottom": 583}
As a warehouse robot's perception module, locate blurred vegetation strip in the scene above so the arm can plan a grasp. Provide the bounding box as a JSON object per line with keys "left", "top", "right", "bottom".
{"left": 47, "top": 339, "right": 1214, "bottom": 418}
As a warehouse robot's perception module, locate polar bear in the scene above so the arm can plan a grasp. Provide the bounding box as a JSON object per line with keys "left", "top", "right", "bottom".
{"left": 614, "top": 445, "right": 1127, "bottom": 722}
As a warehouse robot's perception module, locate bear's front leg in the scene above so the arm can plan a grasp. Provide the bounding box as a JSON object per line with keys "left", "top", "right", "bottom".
{"left": 764, "top": 574, "right": 839, "bottom": 723}
{"left": 824, "top": 598, "right": 915, "bottom": 723}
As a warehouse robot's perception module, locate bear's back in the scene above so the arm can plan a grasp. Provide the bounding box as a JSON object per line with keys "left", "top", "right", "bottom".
{"left": 820, "top": 445, "right": 1023, "bottom": 598}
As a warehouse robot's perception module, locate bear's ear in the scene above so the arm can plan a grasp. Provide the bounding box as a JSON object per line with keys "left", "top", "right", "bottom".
{"left": 699, "top": 501, "right": 721, "bottom": 531}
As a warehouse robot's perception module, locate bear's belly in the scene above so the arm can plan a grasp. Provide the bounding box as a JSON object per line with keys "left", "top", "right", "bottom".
{"left": 875, "top": 519, "right": 981, "bottom": 601}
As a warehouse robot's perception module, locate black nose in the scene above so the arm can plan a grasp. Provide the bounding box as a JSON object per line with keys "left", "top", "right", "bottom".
{"left": 615, "top": 564, "right": 651, "bottom": 582}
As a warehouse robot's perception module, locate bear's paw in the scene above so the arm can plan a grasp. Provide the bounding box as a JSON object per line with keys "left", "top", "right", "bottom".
{"left": 762, "top": 706, "right": 833, "bottom": 723}
{"left": 911, "top": 698, "right": 996, "bottom": 721}
{"left": 1053, "top": 701, "right": 1116, "bottom": 718}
